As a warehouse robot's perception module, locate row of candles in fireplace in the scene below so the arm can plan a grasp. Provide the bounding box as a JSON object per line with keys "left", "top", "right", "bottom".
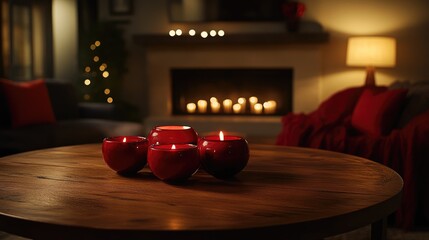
{"left": 186, "top": 96, "right": 277, "bottom": 114}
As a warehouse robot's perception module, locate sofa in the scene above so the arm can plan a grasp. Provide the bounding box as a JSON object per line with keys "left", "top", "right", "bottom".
{"left": 276, "top": 81, "right": 429, "bottom": 230}
{"left": 0, "top": 79, "right": 144, "bottom": 157}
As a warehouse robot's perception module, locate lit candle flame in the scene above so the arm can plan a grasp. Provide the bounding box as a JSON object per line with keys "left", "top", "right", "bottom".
{"left": 219, "top": 131, "right": 224, "bottom": 141}
{"left": 186, "top": 103, "right": 196, "bottom": 113}
{"left": 172, "top": 144, "right": 176, "bottom": 150}
{"left": 233, "top": 103, "right": 241, "bottom": 114}
{"left": 254, "top": 103, "right": 263, "bottom": 114}
{"left": 123, "top": 137, "right": 127, "bottom": 143}
{"left": 249, "top": 96, "right": 258, "bottom": 104}
{"left": 223, "top": 99, "right": 233, "bottom": 113}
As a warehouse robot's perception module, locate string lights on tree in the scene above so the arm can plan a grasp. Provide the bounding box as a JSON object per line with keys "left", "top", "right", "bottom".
{"left": 78, "top": 22, "right": 127, "bottom": 104}
{"left": 82, "top": 40, "right": 114, "bottom": 103}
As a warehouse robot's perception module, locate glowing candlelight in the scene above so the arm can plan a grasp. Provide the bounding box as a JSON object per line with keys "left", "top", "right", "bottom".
{"left": 102, "top": 136, "right": 148, "bottom": 174}
{"left": 263, "top": 101, "right": 272, "bottom": 114}
{"left": 249, "top": 96, "right": 258, "bottom": 104}
{"left": 254, "top": 103, "right": 263, "bottom": 114}
{"left": 199, "top": 132, "right": 249, "bottom": 179}
{"left": 263, "top": 100, "right": 277, "bottom": 114}
{"left": 210, "top": 97, "right": 218, "bottom": 103}
{"left": 223, "top": 99, "right": 233, "bottom": 113}
{"left": 238, "top": 97, "right": 246, "bottom": 113}
{"left": 219, "top": 131, "right": 224, "bottom": 141}
{"left": 148, "top": 125, "right": 198, "bottom": 146}
{"left": 148, "top": 144, "right": 199, "bottom": 182}
{"left": 211, "top": 101, "right": 220, "bottom": 113}
{"left": 233, "top": 103, "right": 241, "bottom": 114}
{"left": 197, "top": 100, "right": 207, "bottom": 113}
{"left": 270, "top": 100, "right": 277, "bottom": 113}
{"left": 249, "top": 96, "right": 258, "bottom": 113}
{"left": 186, "top": 103, "right": 196, "bottom": 113}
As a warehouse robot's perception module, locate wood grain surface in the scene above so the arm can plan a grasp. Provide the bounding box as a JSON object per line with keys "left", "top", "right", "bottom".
{"left": 0, "top": 144, "right": 402, "bottom": 240}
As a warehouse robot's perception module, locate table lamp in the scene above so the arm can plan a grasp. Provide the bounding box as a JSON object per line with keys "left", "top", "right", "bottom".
{"left": 346, "top": 37, "right": 396, "bottom": 86}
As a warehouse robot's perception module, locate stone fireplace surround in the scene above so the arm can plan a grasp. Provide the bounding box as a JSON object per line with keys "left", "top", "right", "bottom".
{"left": 137, "top": 36, "right": 324, "bottom": 140}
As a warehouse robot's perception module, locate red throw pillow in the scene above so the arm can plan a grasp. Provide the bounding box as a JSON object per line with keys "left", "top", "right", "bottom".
{"left": 0, "top": 79, "right": 56, "bottom": 128}
{"left": 316, "top": 86, "right": 366, "bottom": 124}
{"left": 351, "top": 88, "right": 408, "bottom": 136}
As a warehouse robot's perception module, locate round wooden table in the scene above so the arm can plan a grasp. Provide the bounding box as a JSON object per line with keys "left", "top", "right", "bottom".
{"left": 0, "top": 144, "right": 402, "bottom": 240}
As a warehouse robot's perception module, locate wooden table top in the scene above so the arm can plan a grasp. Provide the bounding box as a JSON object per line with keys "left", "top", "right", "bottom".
{"left": 0, "top": 144, "right": 402, "bottom": 240}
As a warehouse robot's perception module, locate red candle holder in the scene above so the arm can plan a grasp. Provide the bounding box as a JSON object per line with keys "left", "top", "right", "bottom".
{"left": 198, "top": 132, "right": 249, "bottom": 179}
{"left": 148, "top": 144, "right": 200, "bottom": 182}
{"left": 102, "top": 136, "right": 148, "bottom": 175}
{"left": 148, "top": 125, "right": 198, "bottom": 146}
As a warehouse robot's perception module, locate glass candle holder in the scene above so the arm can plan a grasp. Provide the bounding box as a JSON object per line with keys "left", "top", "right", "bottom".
{"left": 148, "top": 144, "right": 200, "bottom": 182}
{"left": 198, "top": 133, "right": 249, "bottom": 179}
{"left": 102, "top": 136, "right": 148, "bottom": 175}
{"left": 147, "top": 125, "right": 198, "bottom": 146}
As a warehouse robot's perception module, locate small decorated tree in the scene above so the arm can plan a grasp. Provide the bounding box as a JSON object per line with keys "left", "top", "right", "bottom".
{"left": 78, "top": 22, "right": 127, "bottom": 104}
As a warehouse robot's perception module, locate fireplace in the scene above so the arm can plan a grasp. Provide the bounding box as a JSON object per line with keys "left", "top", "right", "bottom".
{"left": 136, "top": 36, "right": 324, "bottom": 138}
{"left": 171, "top": 68, "right": 292, "bottom": 116}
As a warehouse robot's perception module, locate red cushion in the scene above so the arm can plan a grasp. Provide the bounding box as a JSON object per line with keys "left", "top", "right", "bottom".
{"left": 316, "top": 86, "right": 366, "bottom": 124}
{"left": 0, "top": 79, "right": 56, "bottom": 128}
{"left": 351, "top": 88, "right": 408, "bottom": 136}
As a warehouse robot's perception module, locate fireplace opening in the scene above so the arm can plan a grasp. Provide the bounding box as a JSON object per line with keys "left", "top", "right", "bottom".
{"left": 171, "top": 68, "right": 293, "bottom": 116}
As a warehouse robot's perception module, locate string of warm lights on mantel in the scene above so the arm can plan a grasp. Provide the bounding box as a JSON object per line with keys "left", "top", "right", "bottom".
{"left": 132, "top": 31, "right": 329, "bottom": 46}
{"left": 168, "top": 29, "right": 226, "bottom": 38}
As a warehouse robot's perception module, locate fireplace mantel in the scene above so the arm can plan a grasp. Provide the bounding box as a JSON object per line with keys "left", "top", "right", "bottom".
{"left": 133, "top": 32, "right": 329, "bottom": 46}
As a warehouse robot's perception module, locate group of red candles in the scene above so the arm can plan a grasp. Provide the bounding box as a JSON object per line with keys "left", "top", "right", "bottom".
{"left": 102, "top": 126, "right": 249, "bottom": 182}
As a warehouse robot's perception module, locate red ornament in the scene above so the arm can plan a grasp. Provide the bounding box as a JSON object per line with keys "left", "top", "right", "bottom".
{"left": 282, "top": 1, "right": 306, "bottom": 18}
{"left": 282, "top": 1, "right": 306, "bottom": 32}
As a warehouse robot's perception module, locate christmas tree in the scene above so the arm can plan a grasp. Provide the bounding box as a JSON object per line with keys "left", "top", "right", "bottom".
{"left": 78, "top": 22, "right": 127, "bottom": 104}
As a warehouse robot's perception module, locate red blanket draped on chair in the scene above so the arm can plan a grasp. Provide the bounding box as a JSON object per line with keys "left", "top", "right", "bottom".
{"left": 276, "top": 86, "right": 429, "bottom": 229}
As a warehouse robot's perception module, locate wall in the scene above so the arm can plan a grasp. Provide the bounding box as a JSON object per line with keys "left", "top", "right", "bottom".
{"left": 52, "top": 0, "right": 79, "bottom": 82}
{"left": 98, "top": 0, "right": 429, "bottom": 113}
{"left": 302, "top": 0, "right": 429, "bottom": 100}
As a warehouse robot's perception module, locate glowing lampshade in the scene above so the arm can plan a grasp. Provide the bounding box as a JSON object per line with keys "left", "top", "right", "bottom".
{"left": 346, "top": 37, "right": 396, "bottom": 86}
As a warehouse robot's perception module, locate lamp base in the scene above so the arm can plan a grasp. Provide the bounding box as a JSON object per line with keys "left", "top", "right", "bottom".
{"left": 365, "top": 66, "right": 376, "bottom": 86}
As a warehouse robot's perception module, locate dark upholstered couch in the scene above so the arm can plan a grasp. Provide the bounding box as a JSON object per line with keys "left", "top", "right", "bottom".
{"left": 276, "top": 81, "right": 429, "bottom": 229}
{"left": 0, "top": 80, "right": 144, "bottom": 157}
